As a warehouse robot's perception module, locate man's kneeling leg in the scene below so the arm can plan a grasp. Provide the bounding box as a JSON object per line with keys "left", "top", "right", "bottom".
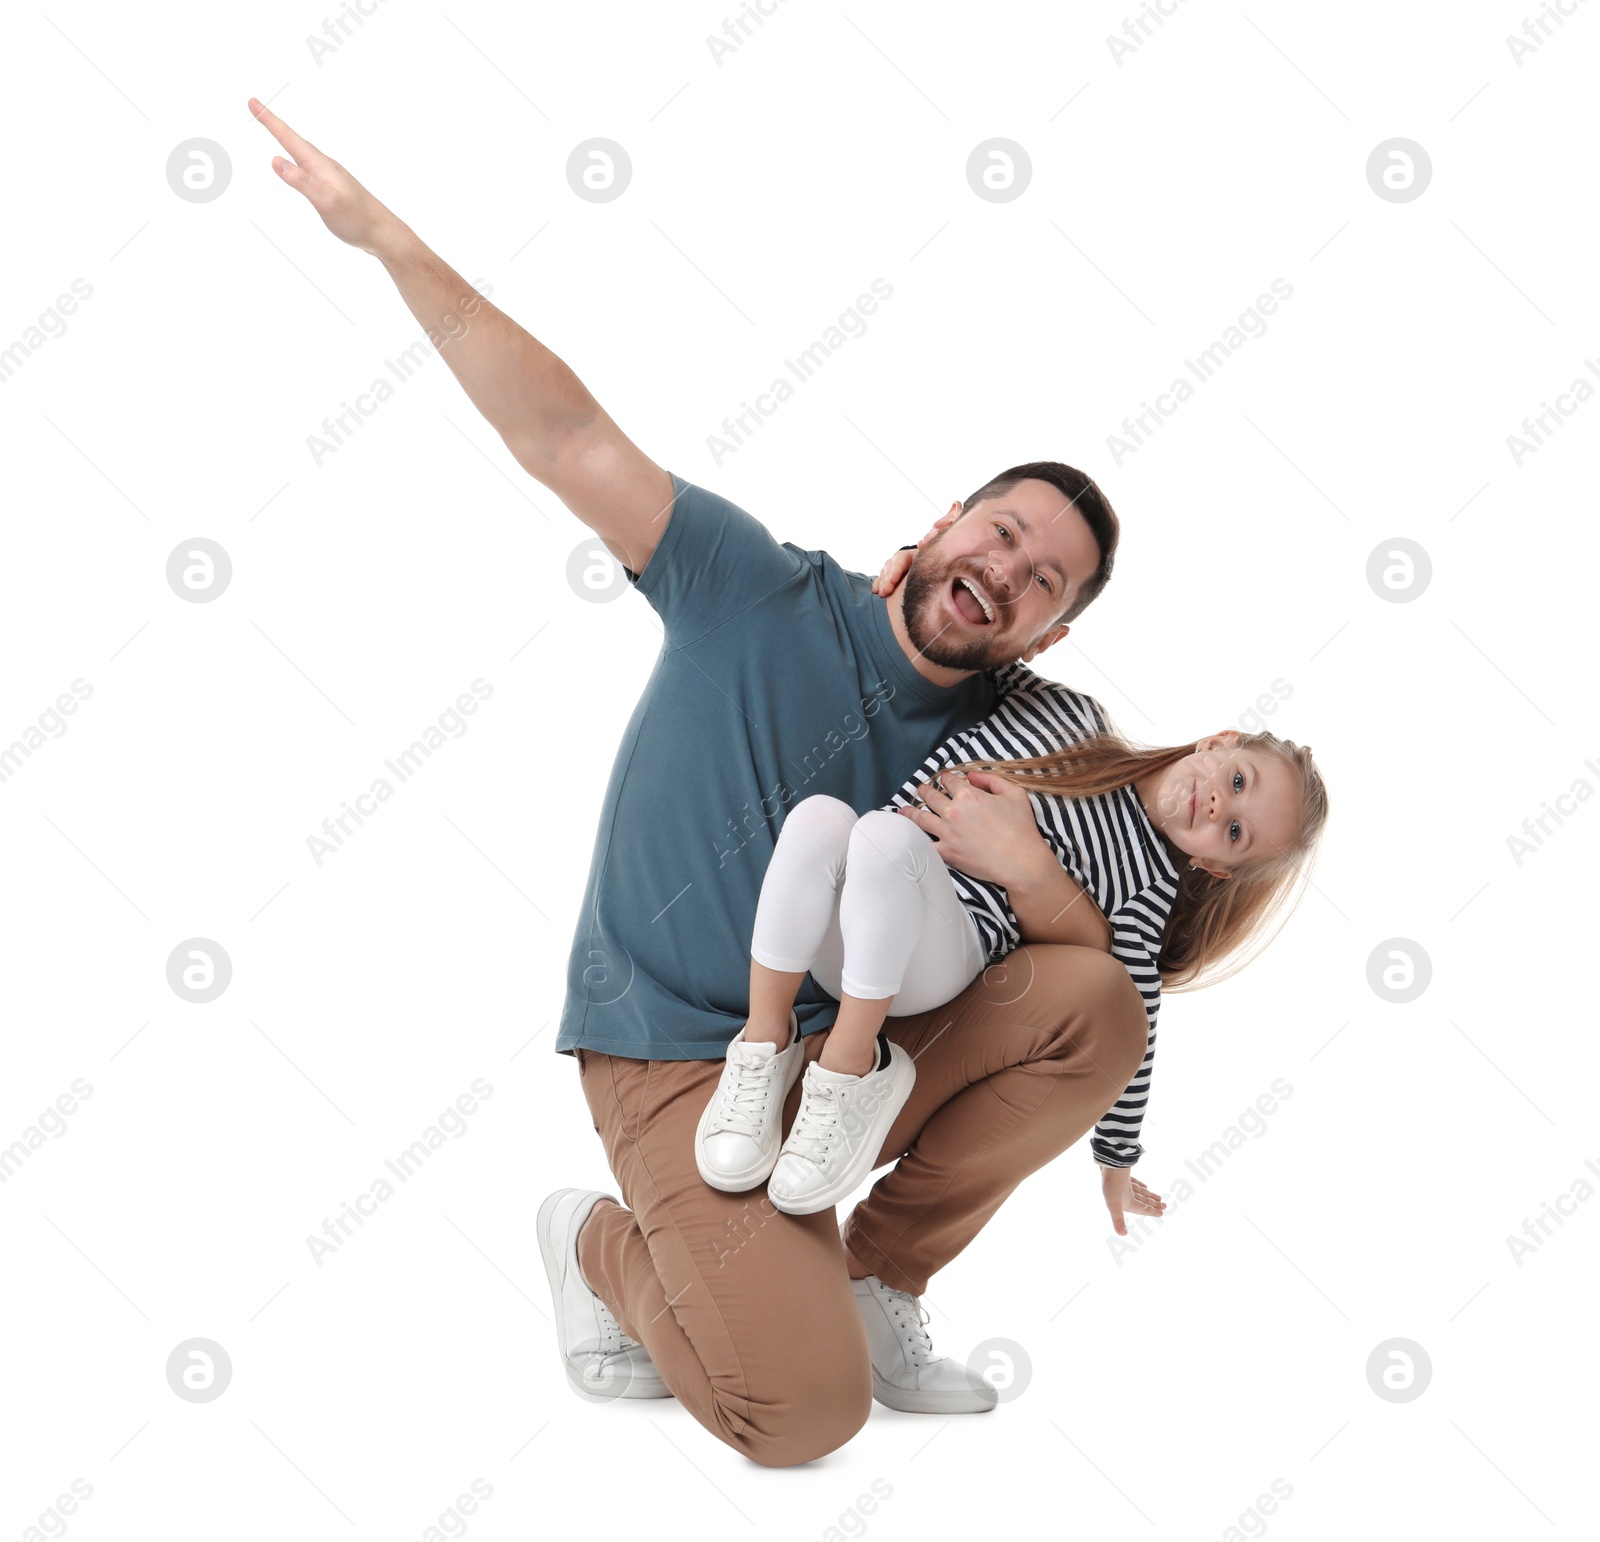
{"left": 574, "top": 1051, "right": 874, "bottom": 1467}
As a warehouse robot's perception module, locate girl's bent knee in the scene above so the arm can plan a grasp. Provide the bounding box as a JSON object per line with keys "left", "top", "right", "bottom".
{"left": 782, "top": 794, "right": 860, "bottom": 840}
{"left": 847, "top": 808, "right": 929, "bottom": 871}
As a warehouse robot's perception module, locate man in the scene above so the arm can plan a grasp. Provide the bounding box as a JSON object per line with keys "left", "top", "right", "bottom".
{"left": 252, "top": 97, "right": 1166, "bottom": 1469}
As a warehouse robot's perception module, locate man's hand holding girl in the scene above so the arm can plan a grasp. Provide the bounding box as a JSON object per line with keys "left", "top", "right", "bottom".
{"left": 896, "top": 769, "right": 1055, "bottom": 889}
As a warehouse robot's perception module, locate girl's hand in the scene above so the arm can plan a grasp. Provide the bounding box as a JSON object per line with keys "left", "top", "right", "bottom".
{"left": 248, "top": 97, "right": 400, "bottom": 254}
{"left": 1101, "top": 1165, "right": 1166, "bottom": 1236}
{"left": 870, "top": 546, "right": 917, "bottom": 597}
{"left": 895, "top": 768, "right": 1049, "bottom": 887}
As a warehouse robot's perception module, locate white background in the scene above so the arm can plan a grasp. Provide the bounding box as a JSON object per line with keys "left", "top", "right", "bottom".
{"left": 2, "top": 1, "right": 1596, "bottom": 1538}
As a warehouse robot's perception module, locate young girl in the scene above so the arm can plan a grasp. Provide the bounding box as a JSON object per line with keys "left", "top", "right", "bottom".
{"left": 693, "top": 658, "right": 1328, "bottom": 1217}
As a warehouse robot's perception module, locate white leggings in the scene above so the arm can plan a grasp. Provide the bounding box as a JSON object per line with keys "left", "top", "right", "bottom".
{"left": 749, "top": 794, "right": 991, "bottom": 1017}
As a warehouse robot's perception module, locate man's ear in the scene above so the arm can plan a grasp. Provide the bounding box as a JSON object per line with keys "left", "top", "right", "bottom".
{"left": 1020, "top": 623, "right": 1069, "bottom": 665}
{"left": 921, "top": 500, "right": 965, "bottom": 543}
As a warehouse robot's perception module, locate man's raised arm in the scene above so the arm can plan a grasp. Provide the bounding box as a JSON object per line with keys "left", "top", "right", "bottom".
{"left": 248, "top": 97, "right": 674, "bottom": 575}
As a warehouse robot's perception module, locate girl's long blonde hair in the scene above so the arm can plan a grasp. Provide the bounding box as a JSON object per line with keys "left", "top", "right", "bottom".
{"left": 958, "top": 727, "right": 1328, "bottom": 990}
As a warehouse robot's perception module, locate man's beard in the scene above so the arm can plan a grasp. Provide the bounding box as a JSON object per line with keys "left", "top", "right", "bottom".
{"left": 900, "top": 552, "right": 1016, "bottom": 671}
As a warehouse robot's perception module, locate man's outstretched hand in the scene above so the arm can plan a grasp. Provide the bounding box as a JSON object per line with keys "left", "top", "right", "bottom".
{"left": 247, "top": 97, "right": 399, "bottom": 255}
{"left": 1101, "top": 1164, "right": 1166, "bottom": 1236}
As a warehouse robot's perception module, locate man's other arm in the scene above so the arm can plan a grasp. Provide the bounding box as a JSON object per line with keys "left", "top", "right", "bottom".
{"left": 249, "top": 98, "right": 675, "bottom": 576}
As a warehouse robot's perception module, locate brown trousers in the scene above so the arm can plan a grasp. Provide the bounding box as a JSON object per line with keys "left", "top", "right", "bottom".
{"left": 574, "top": 943, "right": 1148, "bottom": 1467}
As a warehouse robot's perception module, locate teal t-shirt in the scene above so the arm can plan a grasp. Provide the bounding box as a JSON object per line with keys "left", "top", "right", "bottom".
{"left": 555, "top": 471, "right": 998, "bottom": 1061}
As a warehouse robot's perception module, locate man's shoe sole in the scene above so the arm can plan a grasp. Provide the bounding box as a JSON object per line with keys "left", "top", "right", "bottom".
{"left": 871, "top": 1370, "right": 999, "bottom": 1415}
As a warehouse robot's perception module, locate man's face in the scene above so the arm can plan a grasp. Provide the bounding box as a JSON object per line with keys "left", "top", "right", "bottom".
{"left": 899, "top": 477, "right": 1104, "bottom": 671}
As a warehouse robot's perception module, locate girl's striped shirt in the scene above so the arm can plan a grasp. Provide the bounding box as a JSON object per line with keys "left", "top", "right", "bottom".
{"left": 878, "top": 659, "right": 1181, "bottom": 1168}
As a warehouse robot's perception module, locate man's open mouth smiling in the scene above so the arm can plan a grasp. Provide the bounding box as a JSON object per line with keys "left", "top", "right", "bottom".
{"left": 949, "top": 574, "right": 995, "bottom": 626}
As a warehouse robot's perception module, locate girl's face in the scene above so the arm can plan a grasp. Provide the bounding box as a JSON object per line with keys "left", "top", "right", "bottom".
{"left": 1143, "top": 733, "right": 1303, "bottom": 879}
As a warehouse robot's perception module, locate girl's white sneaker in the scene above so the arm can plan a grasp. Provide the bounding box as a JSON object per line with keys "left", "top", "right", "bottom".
{"left": 767, "top": 1036, "right": 915, "bottom": 1215}
{"left": 694, "top": 1011, "right": 804, "bottom": 1191}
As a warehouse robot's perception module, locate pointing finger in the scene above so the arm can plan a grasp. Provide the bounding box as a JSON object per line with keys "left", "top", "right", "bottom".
{"left": 248, "top": 96, "right": 319, "bottom": 162}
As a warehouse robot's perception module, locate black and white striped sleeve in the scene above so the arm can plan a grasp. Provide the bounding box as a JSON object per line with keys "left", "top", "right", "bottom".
{"left": 1089, "top": 885, "right": 1174, "bottom": 1169}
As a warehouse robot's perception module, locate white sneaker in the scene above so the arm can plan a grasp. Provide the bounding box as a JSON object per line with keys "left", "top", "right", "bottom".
{"left": 536, "top": 1187, "right": 673, "bottom": 1402}
{"left": 694, "top": 1010, "right": 804, "bottom": 1192}
{"left": 852, "top": 1274, "right": 998, "bottom": 1415}
{"left": 767, "top": 1036, "right": 915, "bottom": 1216}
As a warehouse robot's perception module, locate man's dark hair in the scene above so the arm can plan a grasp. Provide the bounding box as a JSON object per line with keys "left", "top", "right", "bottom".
{"left": 959, "top": 461, "right": 1119, "bottom": 626}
